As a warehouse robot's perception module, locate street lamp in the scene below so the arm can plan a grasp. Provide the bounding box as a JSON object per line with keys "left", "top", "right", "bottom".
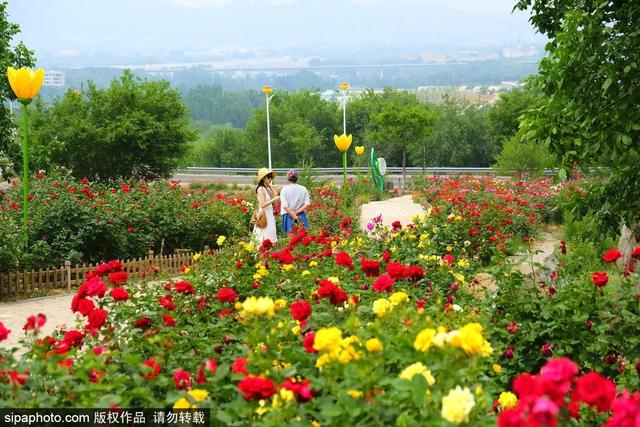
{"left": 339, "top": 82, "right": 349, "bottom": 135}
{"left": 262, "top": 85, "right": 276, "bottom": 169}
{"left": 7, "top": 67, "right": 44, "bottom": 246}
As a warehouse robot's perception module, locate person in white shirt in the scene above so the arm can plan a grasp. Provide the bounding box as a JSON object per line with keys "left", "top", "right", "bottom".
{"left": 280, "top": 169, "right": 311, "bottom": 233}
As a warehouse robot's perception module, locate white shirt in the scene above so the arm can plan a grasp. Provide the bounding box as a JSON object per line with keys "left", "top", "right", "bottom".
{"left": 280, "top": 183, "right": 311, "bottom": 215}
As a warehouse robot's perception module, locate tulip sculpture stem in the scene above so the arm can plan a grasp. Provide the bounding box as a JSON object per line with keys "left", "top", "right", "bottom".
{"left": 21, "top": 101, "right": 30, "bottom": 247}
{"left": 342, "top": 151, "right": 347, "bottom": 210}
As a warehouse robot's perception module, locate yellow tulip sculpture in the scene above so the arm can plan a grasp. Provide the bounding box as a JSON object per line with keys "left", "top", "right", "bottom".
{"left": 7, "top": 67, "right": 45, "bottom": 246}
{"left": 355, "top": 146, "right": 365, "bottom": 156}
{"left": 333, "top": 134, "right": 353, "bottom": 208}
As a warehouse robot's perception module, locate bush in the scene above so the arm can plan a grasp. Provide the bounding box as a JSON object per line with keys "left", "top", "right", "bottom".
{"left": 0, "top": 172, "right": 250, "bottom": 273}
{"left": 492, "top": 134, "right": 556, "bottom": 177}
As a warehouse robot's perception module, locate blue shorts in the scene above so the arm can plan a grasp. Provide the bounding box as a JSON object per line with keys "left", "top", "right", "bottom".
{"left": 282, "top": 212, "right": 309, "bottom": 233}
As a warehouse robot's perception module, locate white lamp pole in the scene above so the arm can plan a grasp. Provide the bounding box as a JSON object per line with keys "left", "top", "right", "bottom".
{"left": 339, "top": 82, "right": 349, "bottom": 135}
{"left": 262, "top": 85, "right": 275, "bottom": 169}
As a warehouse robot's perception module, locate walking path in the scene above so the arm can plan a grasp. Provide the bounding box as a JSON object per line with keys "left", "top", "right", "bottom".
{"left": 0, "top": 293, "right": 78, "bottom": 350}
{"left": 359, "top": 195, "right": 427, "bottom": 231}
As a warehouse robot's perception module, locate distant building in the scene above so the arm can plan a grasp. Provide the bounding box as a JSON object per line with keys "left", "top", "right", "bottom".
{"left": 44, "top": 70, "right": 65, "bottom": 87}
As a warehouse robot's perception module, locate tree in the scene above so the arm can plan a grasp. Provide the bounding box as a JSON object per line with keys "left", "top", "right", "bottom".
{"left": 367, "top": 103, "right": 435, "bottom": 189}
{"left": 486, "top": 86, "right": 542, "bottom": 144}
{"left": 0, "top": 1, "right": 35, "bottom": 171}
{"left": 425, "top": 102, "right": 495, "bottom": 167}
{"left": 515, "top": 0, "right": 640, "bottom": 233}
{"left": 493, "top": 132, "right": 555, "bottom": 177}
{"left": 30, "top": 71, "right": 197, "bottom": 179}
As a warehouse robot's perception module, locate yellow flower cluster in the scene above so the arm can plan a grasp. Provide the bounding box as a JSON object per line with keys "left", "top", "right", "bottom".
{"left": 398, "top": 362, "right": 435, "bottom": 385}
{"left": 240, "top": 242, "right": 255, "bottom": 252}
{"left": 441, "top": 386, "right": 475, "bottom": 424}
{"left": 240, "top": 296, "right": 276, "bottom": 318}
{"left": 253, "top": 263, "right": 269, "bottom": 280}
{"left": 173, "top": 389, "right": 209, "bottom": 409}
{"left": 372, "top": 292, "right": 409, "bottom": 318}
{"left": 313, "top": 327, "right": 361, "bottom": 368}
{"left": 216, "top": 235, "right": 226, "bottom": 246}
{"left": 365, "top": 338, "right": 383, "bottom": 352}
{"left": 449, "top": 323, "right": 493, "bottom": 357}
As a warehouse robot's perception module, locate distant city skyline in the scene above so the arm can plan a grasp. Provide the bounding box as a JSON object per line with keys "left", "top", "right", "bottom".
{"left": 8, "top": 0, "right": 543, "bottom": 68}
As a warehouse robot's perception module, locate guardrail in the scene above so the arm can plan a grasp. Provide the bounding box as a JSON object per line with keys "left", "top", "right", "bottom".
{"left": 177, "top": 167, "right": 559, "bottom": 176}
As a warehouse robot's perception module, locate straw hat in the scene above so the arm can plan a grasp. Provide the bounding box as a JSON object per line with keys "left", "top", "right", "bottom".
{"left": 256, "top": 167, "right": 276, "bottom": 184}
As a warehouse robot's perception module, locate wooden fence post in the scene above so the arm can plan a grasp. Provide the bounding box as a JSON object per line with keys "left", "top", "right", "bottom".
{"left": 65, "top": 261, "right": 71, "bottom": 293}
{"left": 204, "top": 245, "right": 209, "bottom": 257}
{"left": 148, "top": 249, "right": 154, "bottom": 274}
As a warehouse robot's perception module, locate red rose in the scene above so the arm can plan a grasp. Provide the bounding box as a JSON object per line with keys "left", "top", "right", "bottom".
{"left": 142, "top": 358, "right": 161, "bottom": 379}
{"left": 75, "top": 298, "right": 95, "bottom": 317}
{"left": 507, "top": 322, "right": 518, "bottom": 334}
{"left": 232, "top": 357, "right": 249, "bottom": 375}
{"left": 87, "top": 309, "right": 107, "bottom": 330}
{"left": 158, "top": 295, "right": 176, "bottom": 310}
{"left": 391, "top": 220, "right": 402, "bottom": 231}
{"left": 303, "top": 333, "right": 317, "bottom": 353}
{"left": 23, "top": 313, "right": 46, "bottom": 331}
{"left": 497, "top": 408, "right": 526, "bottom": 427}
{"left": 632, "top": 246, "right": 640, "bottom": 259}
{"left": 172, "top": 369, "right": 192, "bottom": 390}
{"left": 174, "top": 281, "right": 195, "bottom": 294}
{"left": 108, "top": 271, "right": 128, "bottom": 285}
{"left": 135, "top": 316, "right": 153, "bottom": 329}
{"left": 109, "top": 287, "right": 129, "bottom": 302}
{"left": 162, "top": 314, "right": 176, "bottom": 327}
{"left": 317, "top": 280, "right": 348, "bottom": 305}
{"left": 382, "top": 251, "right": 391, "bottom": 262}
{"left": 602, "top": 248, "right": 623, "bottom": 263}
{"left": 278, "top": 251, "right": 294, "bottom": 265}
{"left": 217, "top": 287, "right": 238, "bottom": 303}
{"left": 572, "top": 371, "right": 617, "bottom": 412}
{"left": 280, "top": 378, "right": 314, "bottom": 402}
{"left": 386, "top": 262, "right": 406, "bottom": 279}
{"left": 0, "top": 322, "right": 11, "bottom": 341}
{"left": 360, "top": 257, "right": 381, "bottom": 277}
{"left": 592, "top": 271, "right": 609, "bottom": 287}
{"left": 603, "top": 392, "right": 640, "bottom": 427}
{"left": 8, "top": 371, "right": 28, "bottom": 386}
{"left": 442, "top": 253, "right": 455, "bottom": 265}
{"left": 290, "top": 300, "right": 312, "bottom": 321}
{"left": 530, "top": 397, "right": 559, "bottom": 427}
{"left": 373, "top": 273, "right": 395, "bottom": 293}
{"left": 405, "top": 265, "right": 425, "bottom": 282}
{"left": 334, "top": 251, "right": 354, "bottom": 270}
{"left": 540, "top": 342, "right": 553, "bottom": 357}
{"left": 85, "top": 277, "right": 107, "bottom": 298}
{"left": 238, "top": 376, "right": 276, "bottom": 400}
{"left": 62, "top": 330, "right": 84, "bottom": 348}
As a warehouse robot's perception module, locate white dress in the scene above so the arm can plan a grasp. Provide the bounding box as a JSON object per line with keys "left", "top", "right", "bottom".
{"left": 253, "top": 186, "right": 278, "bottom": 244}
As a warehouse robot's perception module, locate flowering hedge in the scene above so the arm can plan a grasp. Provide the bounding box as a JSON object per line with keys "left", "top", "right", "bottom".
{"left": 0, "top": 172, "right": 250, "bottom": 273}
{"left": 0, "top": 176, "right": 639, "bottom": 426}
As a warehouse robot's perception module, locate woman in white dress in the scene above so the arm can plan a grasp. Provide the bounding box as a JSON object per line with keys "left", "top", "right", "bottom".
{"left": 253, "top": 168, "right": 279, "bottom": 245}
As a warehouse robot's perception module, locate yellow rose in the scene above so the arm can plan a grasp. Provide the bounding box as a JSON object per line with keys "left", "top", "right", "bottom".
{"left": 389, "top": 291, "right": 409, "bottom": 305}
{"left": 313, "top": 327, "right": 343, "bottom": 352}
{"left": 414, "top": 328, "right": 437, "bottom": 353}
{"left": 347, "top": 390, "right": 363, "bottom": 399}
{"left": 399, "top": 362, "right": 436, "bottom": 385}
{"left": 365, "top": 338, "right": 384, "bottom": 352}
{"left": 492, "top": 363, "right": 502, "bottom": 374}
{"left": 498, "top": 391, "right": 518, "bottom": 409}
{"left": 441, "top": 386, "right": 475, "bottom": 424}
{"left": 217, "top": 235, "right": 226, "bottom": 246}
{"left": 372, "top": 298, "right": 393, "bottom": 318}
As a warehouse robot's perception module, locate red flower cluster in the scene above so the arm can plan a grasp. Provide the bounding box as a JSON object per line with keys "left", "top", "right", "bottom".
{"left": 360, "top": 257, "right": 381, "bottom": 276}
{"left": 386, "top": 262, "right": 406, "bottom": 279}
{"left": 172, "top": 369, "right": 192, "bottom": 390}
{"left": 317, "top": 279, "right": 348, "bottom": 305}
{"left": 0, "top": 322, "right": 11, "bottom": 341}
{"left": 173, "top": 281, "right": 195, "bottom": 294}
{"left": 290, "top": 300, "right": 312, "bottom": 321}
{"left": 142, "top": 358, "right": 161, "bottom": 380}
{"left": 23, "top": 314, "right": 46, "bottom": 332}
{"left": 334, "top": 251, "right": 354, "bottom": 270}
{"left": 497, "top": 357, "right": 636, "bottom": 427}
{"left": 109, "top": 287, "right": 129, "bottom": 302}
{"left": 238, "top": 376, "right": 276, "bottom": 400}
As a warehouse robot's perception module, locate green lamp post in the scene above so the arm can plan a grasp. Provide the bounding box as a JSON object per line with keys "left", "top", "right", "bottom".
{"left": 7, "top": 67, "right": 45, "bottom": 246}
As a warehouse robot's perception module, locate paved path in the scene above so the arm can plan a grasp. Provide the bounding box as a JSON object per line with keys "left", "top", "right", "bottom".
{"left": 359, "top": 195, "right": 427, "bottom": 231}
{"left": 0, "top": 293, "right": 78, "bottom": 351}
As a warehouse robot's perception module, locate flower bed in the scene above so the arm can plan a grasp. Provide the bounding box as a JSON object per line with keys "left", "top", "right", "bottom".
{"left": 0, "top": 176, "right": 639, "bottom": 426}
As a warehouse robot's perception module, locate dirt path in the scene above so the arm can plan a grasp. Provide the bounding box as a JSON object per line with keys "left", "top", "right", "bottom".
{"left": 359, "top": 195, "right": 427, "bottom": 231}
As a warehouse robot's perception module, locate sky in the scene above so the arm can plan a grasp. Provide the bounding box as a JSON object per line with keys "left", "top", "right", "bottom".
{"left": 7, "top": 0, "right": 541, "bottom": 66}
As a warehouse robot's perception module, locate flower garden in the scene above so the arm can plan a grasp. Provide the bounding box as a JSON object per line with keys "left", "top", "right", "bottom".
{"left": 0, "top": 175, "right": 639, "bottom": 426}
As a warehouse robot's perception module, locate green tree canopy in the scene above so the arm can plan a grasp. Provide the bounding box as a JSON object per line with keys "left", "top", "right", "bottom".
{"left": 30, "top": 71, "right": 197, "bottom": 179}
{"left": 515, "top": 0, "right": 640, "bottom": 231}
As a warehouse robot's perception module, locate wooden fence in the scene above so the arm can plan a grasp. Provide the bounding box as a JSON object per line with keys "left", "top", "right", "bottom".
{"left": 0, "top": 247, "right": 211, "bottom": 299}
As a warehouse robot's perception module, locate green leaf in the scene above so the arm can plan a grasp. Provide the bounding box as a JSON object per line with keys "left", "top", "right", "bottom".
{"left": 602, "top": 78, "right": 612, "bottom": 91}
{"left": 321, "top": 403, "right": 344, "bottom": 418}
